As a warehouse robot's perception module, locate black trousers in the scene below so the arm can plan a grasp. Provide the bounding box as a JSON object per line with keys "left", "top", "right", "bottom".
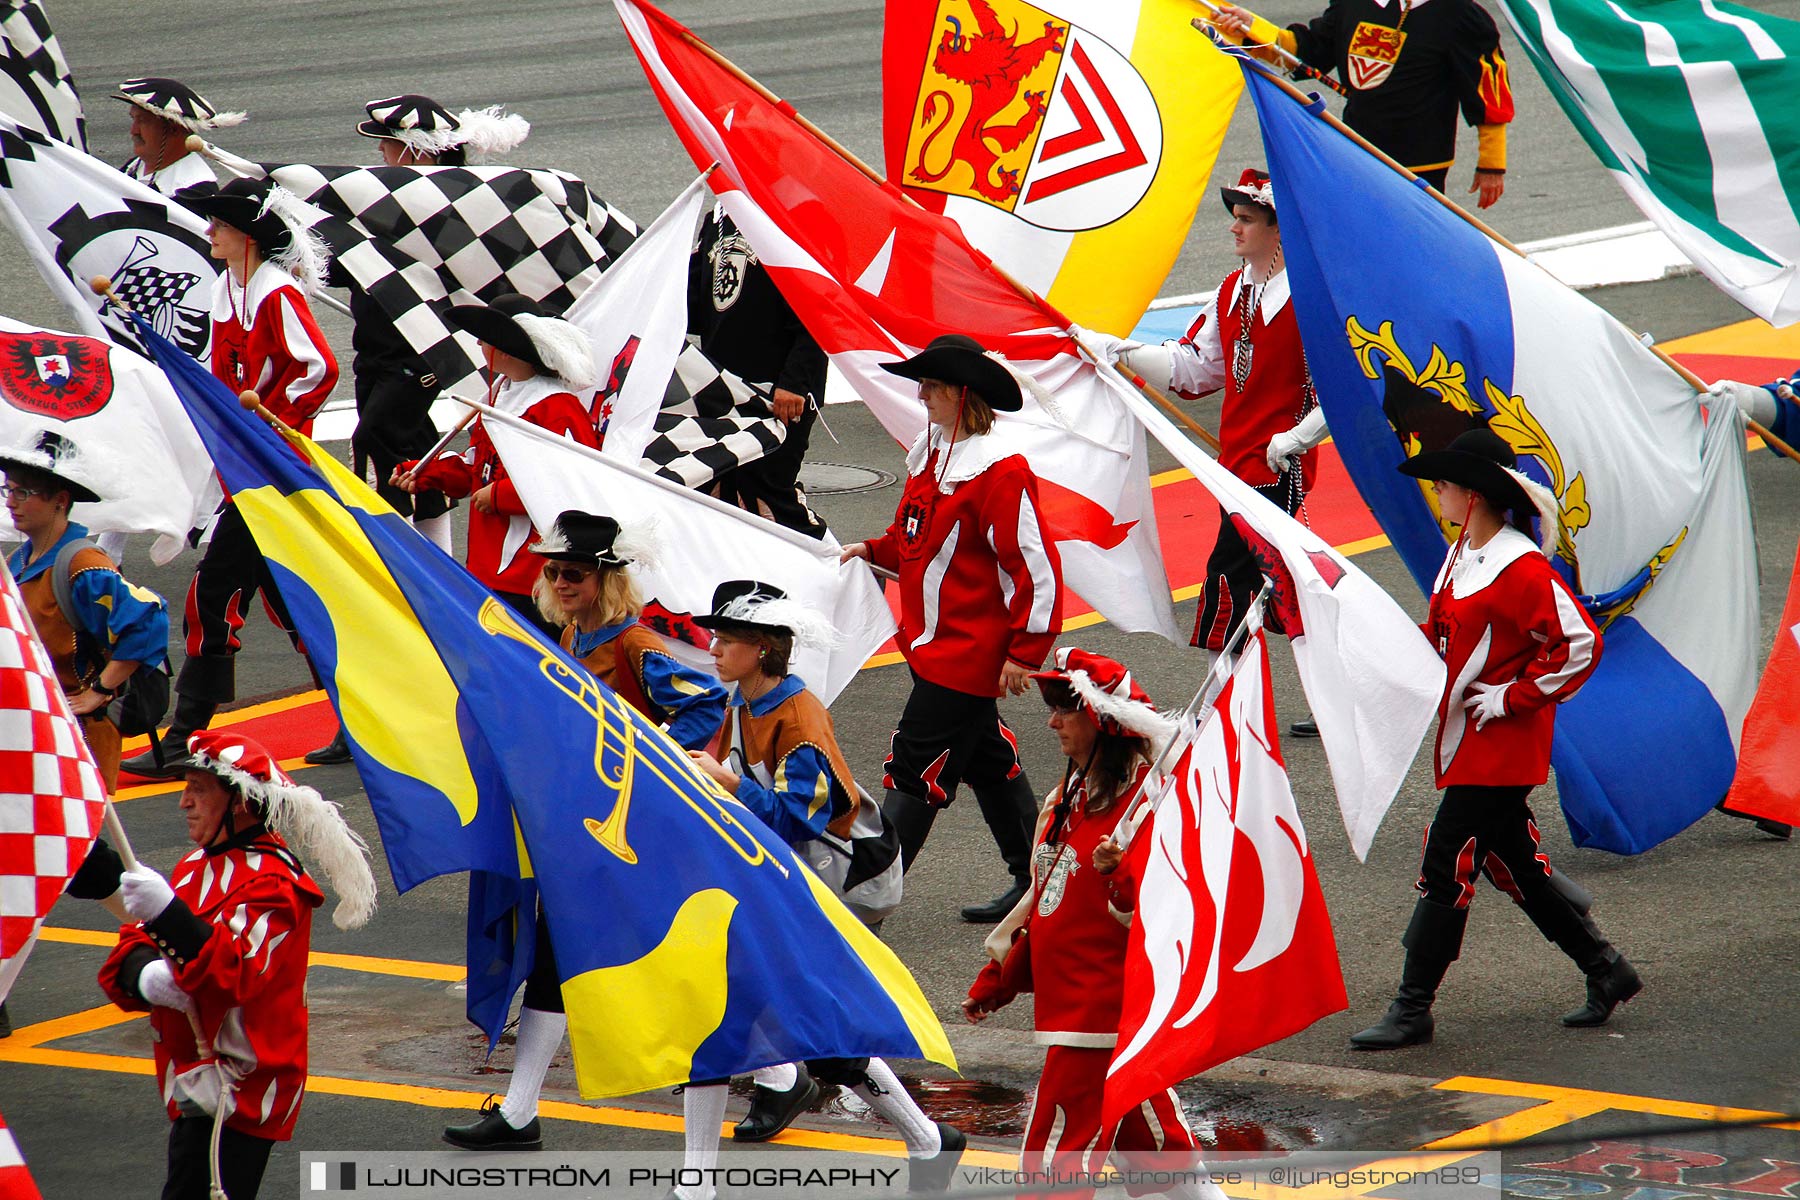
{"left": 351, "top": 360, "right": 451, "bottom": 520}
{"left": 883, "top": 673, "right": 1024, "bottom": 807}
{"left": 178, "top": 504, "right": 301, "bottom": 704}
{"left": 1192, "top": 477, "right": 1301, "bottom": 651}
{"left": 1414, "top": 167, "right": 1451, "bottom": 192}
{"left": 706, "top": 403, "right": 826, "bottom": 538}
{"left": 521, "top": 903, "right": 563, "bottom": 1014}
{"left": 163, "top": 1116, "right": 274, "bottom": 1200}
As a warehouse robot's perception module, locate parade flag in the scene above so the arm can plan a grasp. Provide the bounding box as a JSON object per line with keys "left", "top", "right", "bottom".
{"left": 0, "top": 556, "right": 108, "bottom": 1007}
{"left": 0, "top": 316, "right": 215, "bottom": 563}
{"left": 484, "top": 405, "right": 895, "bottom": 705}
{"left": 1497, "top": 0, "right": 1800, "bottom": 326}
{"left": 201, "top": 142, "right": 639, "bottom": 407}
{"left": 0, "top": 1105, "right": 43, "bottom": 1199}
{"left": 617, "top": 0, "right": 1180, "bottom": 643}
{"left": 1081, "top": 328, "right": 1444, "bottom": 858}
{"left": 142, "top": 317, "right": 954, "bottom": 1097}
{"left": 883, "top": 0, "right": 1242, "bottom": 334}
{"left": 1722, "top": 539, "right": 1800, "bottom": 826}
{"left": 1248, "top": 61, "right": 1759, "bottom": 854}
{"left": 0, "top": 115, "right": 214, "bottom": 359}
{"left": 562, "top": 177, "right": 785, "bottom": 485}
{"left": 1105, "top": 624, "right": 1345, "bottom": 1125}
{"left": 0, "top": 0, "right": 82, "bottom": 149}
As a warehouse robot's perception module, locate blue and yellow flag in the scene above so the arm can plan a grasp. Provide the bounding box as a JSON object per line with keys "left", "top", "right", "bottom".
{"left": 141, "top": 319, "right": 955, "bottom": 1097}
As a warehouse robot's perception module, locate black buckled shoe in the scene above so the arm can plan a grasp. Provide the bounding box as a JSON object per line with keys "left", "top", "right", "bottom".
{"left": 1562, "top": 957, "right": 1642, "bottom": 1027}
{"left": 0, "top": 1001, "right": 11, "bottom": 1039}
{"left": 1755, "top": 818, "right": 1793, "bottom": 840}
{"left": 1289, "top": 718, "right": 1320, "bottom": 738}
{"left": 304, "top": 728, "right": 353, "bottom": 766}
{"left": 443, "top": 1097, "right": 542, "bottom": 1150}
{"left": 960, "top": 878, "right": 1029, "bottom": 924}
{"left": 731, "top": 1072, "right": 820, "bottom": 1142}
{"left": 909, "top": 1123, "right": 967, "bottom": 1193}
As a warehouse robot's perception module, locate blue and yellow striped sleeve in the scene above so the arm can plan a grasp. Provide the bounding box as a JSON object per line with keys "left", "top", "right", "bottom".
{"left": 735, "top": 742, "right": 836, "bottom": 846}
{"left": 71, "top": 568, "right": 169, "bottom": 669}
{"left": 637, "top": 650, "right": 727, "bottom": 750}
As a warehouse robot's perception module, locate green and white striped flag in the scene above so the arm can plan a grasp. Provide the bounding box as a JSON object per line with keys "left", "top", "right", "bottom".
{"left": 1499, "top": 0, "right": 1800, "bottom": 325}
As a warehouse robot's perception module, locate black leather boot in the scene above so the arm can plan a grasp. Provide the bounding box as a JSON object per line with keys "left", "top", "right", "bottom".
{"left": 962, "top": 774, "right": 1037, "bottom": 923}
{"left": 118, "top": 692, "right": 217, "bottom": 779}
{"left": 883, "top": 788, "right": 940, "bottom": 874}
{"left": 1350, "top": 899, "right": 1466, "bottom": 1050}
{"left": 731, "top": 1068, "right": 820, "bottom": 1142}
{"left": 304, "top": 727, "right": 353, "bottom": 766}
{"left": 1562, "top": 955, "right": 1643, "bottom": 1027}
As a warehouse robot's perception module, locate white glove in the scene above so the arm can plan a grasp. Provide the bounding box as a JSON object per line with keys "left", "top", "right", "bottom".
{"left": 120, "top": 864, "right": 176, "bottom": 923}
{"left": 1118, "top": 343, "right": 1175, "bottom": 392}
{"left": 1463, "top": 680, "right": 1512, "bottom": 731}
{"left": 1706, "top": 379, "right": 1776, "bottom": 426}
{"left": 136, "top": 958, "right": 196, "bottom": 1015}
{"left": 1265, "top": 407, "right": 1330, "bottom": 473}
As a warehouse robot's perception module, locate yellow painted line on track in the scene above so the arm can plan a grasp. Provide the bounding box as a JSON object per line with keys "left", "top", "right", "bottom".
{"left": 1662, "top": 317, "right": 1800, "bottom": 358}
{"left": 1427, "top": 1076, "right": 1800, "bottom": 1149}
{"left": 39, "top": 925, "right": 463, "bottom": 982}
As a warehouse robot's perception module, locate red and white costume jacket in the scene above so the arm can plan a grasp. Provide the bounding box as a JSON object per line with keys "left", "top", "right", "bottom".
{"left": 208, "top": 263, "right": 338, "bottom": 434}
{"left": 1170, "top": 267, "right": 1320, "bottom": 489}
{"left": 864, "top": 428, "right": 1062, "bottom": 697}
{"left": 409, "top": 374, "right": 599, "bottom": 596}
{"left": 968, "top": 762, "right": 1154, "bottom": 1047}
{"left": 100, "top": 829, "right": 324, "bottom": 1141}
{"left": 1426, "top": 526, "right": 1601, "bottom": 788}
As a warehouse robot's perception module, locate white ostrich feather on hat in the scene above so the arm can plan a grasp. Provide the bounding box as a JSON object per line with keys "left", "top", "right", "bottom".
{"left": 257, "top": 184, "right": 333, "bottom": 290}
{"left": 983, "top": 349, "right": 1070, "bottom": 430}
{"left": 0, "top": 428, "right": 123, "bottom": 504}
{"left": 450, "top": 106, "right": 531, "bottom": 161}
{"left": 514, "top": 313, "right": 597, "bottom": 391}
{"left": 187, "top": 748, "right": 378, "bottom": 931}
{"left": 744, "top": 596, "right": 844, "bottom": 650}
{"left": 610, "top": 513, "right": 661, "bottom": 573}
{"left": 1503, "top": 465, "right": 1562, "bottom": 556}
{"left": 1064, "top": 667, "right": 1179, "bottom": 759}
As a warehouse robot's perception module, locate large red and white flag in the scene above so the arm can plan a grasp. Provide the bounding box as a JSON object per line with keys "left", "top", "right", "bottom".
{"left": 1722, "top": 539, "right": 1800, "bottom": 826}
{"left": 1105, "top": 624, "right": 1345, "bottom": 1126}
{"left": 615, "top": 0, "right": 1179, "bottom": 642}
{"left": 0, "top": 558, "right": 109, "bottom": 1006}
{"left": 0, "top": 1104, "right": 44, "bottom": 1200}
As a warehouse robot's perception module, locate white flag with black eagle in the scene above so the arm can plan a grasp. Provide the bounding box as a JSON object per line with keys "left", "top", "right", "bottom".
{"left": 0, "top": 0, "right": 83, "bottom": 148}
{"left": 0, "top": 114, "right": 214, "bottom": 359}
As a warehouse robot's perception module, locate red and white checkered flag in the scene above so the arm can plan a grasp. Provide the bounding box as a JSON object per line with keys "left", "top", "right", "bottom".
{"left": 0, "top": 557, "right": 107, "bottom": 1000}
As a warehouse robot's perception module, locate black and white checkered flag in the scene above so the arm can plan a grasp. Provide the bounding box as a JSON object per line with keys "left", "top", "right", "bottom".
{"left": 264, "top": 161, "right": 639, "bottom": 402}
{"left": 644, "top": 342, "right": 785, "bottom": 488}
{"left": 0, "top": 116, "right": 214, "bottom": 359}
{"left": 0, "top": 0, "right": 84, "bottom": 149}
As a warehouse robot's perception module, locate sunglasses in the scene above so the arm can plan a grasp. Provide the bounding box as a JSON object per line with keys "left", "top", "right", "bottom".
{"left": 541, "top": 563, "right": 597, "bottom": 584}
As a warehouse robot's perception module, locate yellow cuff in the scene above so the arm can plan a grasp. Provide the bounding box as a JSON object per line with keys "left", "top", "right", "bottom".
{"left": 1477, "top": 124, "right": 1507, "bottom": 173}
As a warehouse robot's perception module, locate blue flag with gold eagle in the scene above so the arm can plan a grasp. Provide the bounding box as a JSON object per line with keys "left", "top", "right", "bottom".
{"left": 139, "top": 317, "right": 955, "bottom": 1096}
{"left": 1244, "top": 61, "right": 1759, "bottom": 855}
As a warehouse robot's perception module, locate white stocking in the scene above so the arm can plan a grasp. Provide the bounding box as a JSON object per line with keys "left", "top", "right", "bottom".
{"left": 851, "top": 1058, "right": 940, "bottom": 1156}
{"left": 413, "top": 512, "right": 454, "bottom": 554}
{"left": 676, "top": 1083, "right": 728, "bottom": 1200}
{"left": 752, "top": 1063, "right": 798, "bottom": 1091}
{"left": 498, "top": 1006, "right": 565, "bottom": 1128}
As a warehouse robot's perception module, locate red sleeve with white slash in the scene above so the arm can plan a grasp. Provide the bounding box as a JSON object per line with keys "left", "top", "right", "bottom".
{"left": 489, "top": 390, "right": 601, "bottom": 515}
{"left": 1504, "top": 564, "right": 1601, "bottom": 716}
{"left": 261, "top": 289, "right": 339, "bottom": 428}
{"left": 142, "top": 871, "right": 312, "bottom": 1009}
{"left": 983, "top": 460, "right": 1063, "bottom": 669}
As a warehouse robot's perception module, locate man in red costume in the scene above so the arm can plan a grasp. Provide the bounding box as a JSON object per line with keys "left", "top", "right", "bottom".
{"left": 101, "top": 729, "right": 377, "bottom": 1199}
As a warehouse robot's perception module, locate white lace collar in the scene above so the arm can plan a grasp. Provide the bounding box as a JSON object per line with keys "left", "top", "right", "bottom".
{"left": 904, "top": 426, "right": 1012, "bottom": 494}
{"left": 491, "top": 372, "right": 578, "bottom": 418}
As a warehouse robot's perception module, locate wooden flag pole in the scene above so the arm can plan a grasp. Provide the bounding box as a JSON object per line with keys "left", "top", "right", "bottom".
{"left": 668, "top": 23, "right": 1226, "bottom": 455}
{"left": 1186, "top": 1, "right": 1349, "bottom": 98}
{"left": 1248, "top": 61, "right": 1800, "bottom": 467}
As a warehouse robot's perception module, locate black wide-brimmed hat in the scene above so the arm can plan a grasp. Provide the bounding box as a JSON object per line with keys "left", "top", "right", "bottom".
{"left": 357, "top": 94, "right": 459, "bottom": 144}
{"left": 1221, "top": 166, "right": 1275, "bottom": 217}
{"left": 530, "top": 510, "right": 630, "bottom": 567}
{"left": 112, "top": 76, "right": 245, "bottom": 133}
{"left": 695, "top": 579, "right": 842, "bottom": 648}
{"left": 879, "top": 334, "right": 1023, "bottom": 412}
{"left": 446, "top": 293, "right": 596, "bottom": 388}
{"left": 0, "top": 430, "right": 106, "bottom": 504}
{"left": 1397, "top": 427, "right": 1540, "bottom": 517}
{"left": 178, "top": 178, "right": 292, "bottom": 257}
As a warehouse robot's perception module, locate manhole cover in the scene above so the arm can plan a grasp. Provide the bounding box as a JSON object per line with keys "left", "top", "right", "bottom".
{"left": 799, "top": 462, "right": 897, "bottom": 495}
